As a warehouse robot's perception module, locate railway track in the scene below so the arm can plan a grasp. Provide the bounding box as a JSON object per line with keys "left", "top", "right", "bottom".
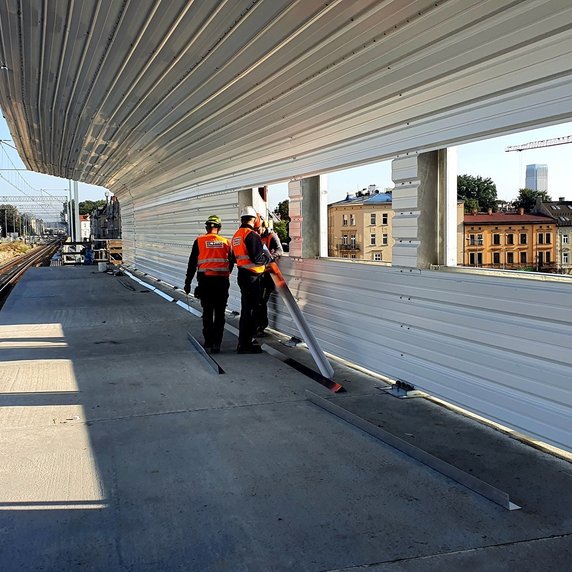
{"left": 0, "top": 239, "right": 63, "bottom": 308}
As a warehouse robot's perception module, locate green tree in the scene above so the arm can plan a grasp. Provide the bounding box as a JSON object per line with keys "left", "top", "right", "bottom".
{"left": 273, "top": 199, "right": 289, "bottom": 221}
{"left": 79, "top": 200, "right": 106, "bottom": 215}
{"left": 0, "top": 204, "right": 20, "bottom": 237}
{"left": 273, "top": 220, "right": 289, "bottom": 244}
{"left": 272, "top": 200, "right": 290, "bottom": 245}
{"left": 513, "top": 188, "right": 551, "bottom": 213}
{"left": 457, "top": 174, "right": 498, "bottom": 212}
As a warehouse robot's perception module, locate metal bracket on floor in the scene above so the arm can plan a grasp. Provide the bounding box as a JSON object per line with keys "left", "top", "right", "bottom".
{"left": 306, "top": 391, "right": 521, "bottom": 511}
{"left": 381, "top": 379, "right": 425, "bottom": 398}
{"left": 262, "top": 345, "right": 344, "bottom": 393}
{"left": 186, "top": 332, "right": 224, "bottom": 375}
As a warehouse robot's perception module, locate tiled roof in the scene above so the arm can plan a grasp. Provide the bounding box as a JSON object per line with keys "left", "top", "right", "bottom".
{"left": 540, "top": 201, "right": 572, "bottom": 225}
{"left": 464, "top": 212, "right": 555, "bottom": 224}
{"left": 329, "top": 192, "right": 392, "bottom": 206}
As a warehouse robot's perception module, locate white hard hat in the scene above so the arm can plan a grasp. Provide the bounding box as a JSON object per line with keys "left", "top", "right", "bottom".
{"left": 240, "top": 206, "right": 257, "bottom": 218}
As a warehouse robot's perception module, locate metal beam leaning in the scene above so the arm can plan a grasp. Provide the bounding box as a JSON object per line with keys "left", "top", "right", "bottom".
{"left": 306, "top": 391, "right": 521, "bottom": 511}
{"left": 269, "top": 262, "right": 335, "bottom": 380}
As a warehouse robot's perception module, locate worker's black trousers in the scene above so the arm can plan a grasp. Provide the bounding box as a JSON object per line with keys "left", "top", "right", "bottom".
{"left": 198, "top": 275, "right": 230, "bottom": 347}
{"left": 258, "top": 272, "right": 275, "bottom": 331}
{"left": 237, "top": 269, "right": 262, "bottom": 347}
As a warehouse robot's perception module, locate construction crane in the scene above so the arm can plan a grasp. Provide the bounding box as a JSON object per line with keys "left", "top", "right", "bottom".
{"left": 505, "top": 135, "right": 572, "bottom": 152}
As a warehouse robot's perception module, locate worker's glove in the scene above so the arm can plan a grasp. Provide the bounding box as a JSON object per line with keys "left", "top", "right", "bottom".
{"left": 183, "top": 284, "right": 190, "bottom": 295}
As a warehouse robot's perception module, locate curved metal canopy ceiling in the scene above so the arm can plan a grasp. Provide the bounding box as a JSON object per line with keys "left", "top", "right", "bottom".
{"left": 1, "top": 0, "right": 572, "bottom": 200}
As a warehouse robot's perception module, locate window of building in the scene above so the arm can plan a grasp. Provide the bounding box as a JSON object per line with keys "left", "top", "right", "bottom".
{"left": 373, "top": 253, "right": 381, "bottom": 261}
{"left": 477, "top": 234, "right": 483, "bottom": 245}
{"left": 546, "top": 233, "right": 551, "bottom": 244}
{"left": 342, "top": 234, "right": 348, "bottom": 245}
{"left": 370, "top": 233, "right": 376, "bottom": 246}
{"left": 506, "top": 233, "right": 514, "bottom": 245}
{"left": 538, "top": 252, "right": 544, "bottom": 265}
{"left": 350, "top": 235, "right": 356, "bottom": 247}
{"left": 493, "top": 234, "right": 501, "bottom": 245}
{"left": 342, "top": 214, "right": 348, "bottom": 226}
{"left": 469, "top": 234, "right": 476, "bottom": 245}
{"left": 520, "top": 233, "right": 527, "bottom": 245}
{"left": 564, "top": 252, "right": 569, "bottom": 264}
{"left": 469, "top": 253, "right": 483, "bottom": 266}
{"left": 493, "top": 252, "right": 500, "bottom": 264}
{"left": 382, "top": 213, "right": 388, "bottom": 225}
{"left": 546, "top": 251, "right": 551, "bottom": 263}
{"left": 520, "top": 252, "right": 527, "bottom": 264}
{"left": 507, "top": 252, "right": 514, "bottom": 264}
{"left": 370, "top": 213, "right": 376, "bottom": 225}
{"left": 382, "top": 233, "right": 388, "bottom": 245}
{"left": 538, "top": 233, "right": 544, "bottom": 244}
{"left": 350, "top": 254, "right": 356, "bottom": 259}
{"left": 350, "top": 214, "right": 356, "bottom": 226}
{"left": 563, "top": 234, "right": 569, "bottom": 244}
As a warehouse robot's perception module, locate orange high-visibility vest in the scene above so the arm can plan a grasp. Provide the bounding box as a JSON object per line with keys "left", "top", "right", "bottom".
{"left": 261, "top": 234, "right": 271, "bottom": 250}
{"left": 232, "top": 227, "right": 265, "bottom": 274}
{"left": 196, "top": 233, "right": 231, "bottom": 277}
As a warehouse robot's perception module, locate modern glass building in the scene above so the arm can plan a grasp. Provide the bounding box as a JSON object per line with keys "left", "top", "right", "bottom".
{"left": 525, "top": 164, "right": 548, "bottom": 191}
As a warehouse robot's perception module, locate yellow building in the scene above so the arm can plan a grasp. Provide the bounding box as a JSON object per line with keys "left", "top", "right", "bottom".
{"left": 328, "top": 190, "right": 394, "bottom": 262}
{"left": 464, "top": 210, "right": 557, "bottom": 271}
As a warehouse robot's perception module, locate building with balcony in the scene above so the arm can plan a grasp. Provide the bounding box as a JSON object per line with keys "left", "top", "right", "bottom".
{"left": 328, "top": 188, "right": 394, "bottom": 262}
{"left": 534, "top": 197, "right": 572, "bottom": 274}
{"left": 463, "top": 210, "right": 556, "bottom": 271}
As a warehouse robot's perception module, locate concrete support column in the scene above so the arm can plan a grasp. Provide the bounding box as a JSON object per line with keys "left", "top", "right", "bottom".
{"left": 288, "top": 175, "right": 327, "bottom": 258}
{"left": 391, "top": 149, "right": 457, "bottom": 268}
{"left": 238, "top": 187, "right": 267, "bottom": 218}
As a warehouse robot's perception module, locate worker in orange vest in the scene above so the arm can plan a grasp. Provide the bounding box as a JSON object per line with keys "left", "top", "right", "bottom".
{"left": 232, "top": 206, "right": 272, "bottom": 353}
{"left": 257, "top": 218, "right": 283, "bottom": 336}
{"left": 184, "top": 215, "right": 233, "bottom": 353}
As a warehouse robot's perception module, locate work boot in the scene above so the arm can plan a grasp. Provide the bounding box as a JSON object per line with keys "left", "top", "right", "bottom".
{"left": 255, "top": 328, "right": 268, "bottom": 337}
{"left": 236, "top": 344, "right": 263, "bottom": 354}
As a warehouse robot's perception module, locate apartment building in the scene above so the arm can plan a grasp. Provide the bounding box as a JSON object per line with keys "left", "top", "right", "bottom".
{"left": 463, "top": 209, "right": 556, "bottom": 271}
{"left": 328, "top": 189, "right": 394, "bottom": 262}
{"left": 534, "top": 197, "right": 572, "bottom": 274}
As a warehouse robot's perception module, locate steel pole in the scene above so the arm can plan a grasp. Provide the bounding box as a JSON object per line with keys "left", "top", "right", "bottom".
{"left": 68, "top": 180, "right": 73, "bottom": 240}
{"left": 73, "top": 181, "right": 80, "bottom": 242}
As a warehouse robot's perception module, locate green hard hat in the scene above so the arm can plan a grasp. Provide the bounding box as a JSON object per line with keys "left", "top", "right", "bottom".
{"left": 205, "top": 215, "right": 222, "bottom": 227}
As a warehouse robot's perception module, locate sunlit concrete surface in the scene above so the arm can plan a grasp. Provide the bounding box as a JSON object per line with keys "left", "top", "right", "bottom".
{"left": 0, "top": 266, "right": 571, "bottom": 571}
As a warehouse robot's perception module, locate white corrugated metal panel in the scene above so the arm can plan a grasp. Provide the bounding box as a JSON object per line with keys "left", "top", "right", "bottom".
{"left": 123, "top": 189, "right": 243, "bottom": 309}
{"left": 269, "top": 258, "right": 572, "bottom": 452}
{"left": 2, "top": 1, "right": 572, "bottom": 198}
{"left": 121, "top": 199, "right": 136, "bottom": 264}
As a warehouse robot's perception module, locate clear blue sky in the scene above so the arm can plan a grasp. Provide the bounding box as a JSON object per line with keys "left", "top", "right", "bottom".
{"left": 0, "top": 117, "right": 108, "bottom": 202}
{"left": 2, "top": 114, "right": 571, "bottom": 206}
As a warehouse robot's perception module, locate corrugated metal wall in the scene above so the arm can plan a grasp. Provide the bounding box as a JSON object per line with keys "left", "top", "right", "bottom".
{"left": 123, "top": 190, "right": 243, "bottom": 309}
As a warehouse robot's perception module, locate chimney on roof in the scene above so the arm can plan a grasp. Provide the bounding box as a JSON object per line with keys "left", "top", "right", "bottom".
{"left": 518, "top": 207, "right": 525, "bottom": 215}
{"left": 487, "top": 208, "right": 493, "bottom": 215}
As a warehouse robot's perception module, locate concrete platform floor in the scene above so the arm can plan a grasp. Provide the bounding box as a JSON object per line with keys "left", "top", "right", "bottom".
{"left": 0, "top": 266, "right": 570, "bottom": 571}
